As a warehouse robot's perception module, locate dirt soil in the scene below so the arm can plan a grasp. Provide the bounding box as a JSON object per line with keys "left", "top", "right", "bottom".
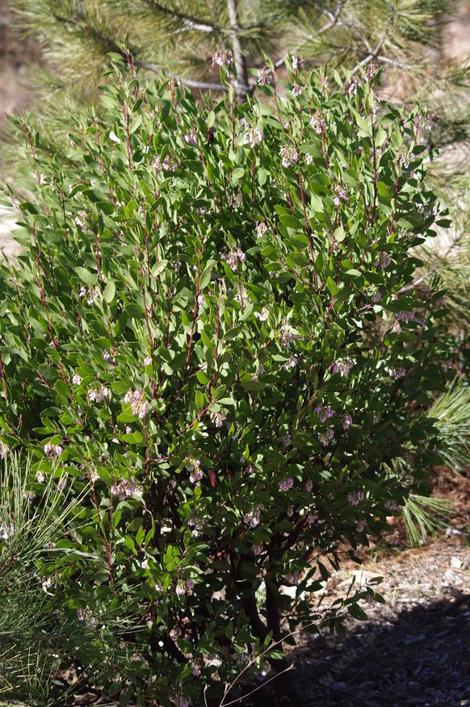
{"left": 292, "top": 469, "right": 470, "bottom": 707}
{"left": 296, "top": 541, "right": 469, "bottom": 706}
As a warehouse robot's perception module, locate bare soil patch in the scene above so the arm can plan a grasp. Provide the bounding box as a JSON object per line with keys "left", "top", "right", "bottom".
{"left": 296, "top": 539, "right": 469, "bottom": 706}
{"left": 291, "top": 469, "right": 470, "bottom": 706}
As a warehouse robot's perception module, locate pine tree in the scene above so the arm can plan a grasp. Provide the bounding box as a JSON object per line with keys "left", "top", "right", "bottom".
{"left": 4, "top": 1, "right": 460, "bottom": 184}
{"left": 8, "top": 0, "right": 451, "bottom": 102}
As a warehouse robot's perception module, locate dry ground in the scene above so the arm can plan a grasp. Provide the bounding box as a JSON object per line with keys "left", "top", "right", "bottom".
{"left": 291, "top": 469, "right": 470, "bottom": 707}
{"left": 296, "top": 539, "right": 469, "bottom": 706}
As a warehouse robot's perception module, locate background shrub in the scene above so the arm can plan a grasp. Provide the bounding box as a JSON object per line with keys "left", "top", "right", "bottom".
{"left": 0, "top": 64, "right": 453, "bottom": 705}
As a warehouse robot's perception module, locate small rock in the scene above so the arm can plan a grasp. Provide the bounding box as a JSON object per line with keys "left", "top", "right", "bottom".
{"left": 445, "top": 527, "right": 462, "bottom": 537}
{"left": 442, "top": 569, "right": 464, "bottom": 586}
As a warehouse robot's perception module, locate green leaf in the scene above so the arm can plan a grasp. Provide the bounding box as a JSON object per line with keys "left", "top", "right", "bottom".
{"left": 129, "top": 116, "right": 142, "bottom": 134}
{"left": 122, "top": 431, "right": 144, "bottom": 444}
{"left": 377, "top": 182, "right": 391, "bottom": 201}
{"left": 117, "top": 409, "right": 138, "bottom": 423}
{"left": 136, "top": 526, "right": 145, "bottom": 546}
{"left": 231, "top": 167, "right": 245, "bottom": 184}
{"left": 200, "top": 260, "right": 216, "bottom": 290}
{"left": 195, "top": 390, "right": 205, "bottom": 407}
{"left": 206, "top": 111, "right": 216, "bottom": 128}
{"left": 326, "top": 276, "right": 338, "bottom": 296}
{"left": 217, "top": 397, "right": 235, "bottom": 406}
{"left": 354, "top": 112, "right": 372, "bottom": 136}
{"left": 317, "top": 562, "right": 330, "bottom": 581}
{"left": 20, "top": 201, "right": 39, "bottom": 214}
{"left": 196, "top": 370, "right": 209, "bottom": 385}
{"left": 75, "top": 267, "right": 97, "bottom": 286}
{"left": 310, "top": 193, "right": 324, "bottom": 213}
{"left": 241, "top": 380, "right": 266, "bottom": 392}
{"left": 275, "top": 206, "right": 300, "bottom": 230}
{"left": 258, "top": 168, "right": 268, "bottom": 186}
{"left": 347, "top": 604, "right": 368, "bottom": 620}
{"left": 152, "top": 260, "right": 168, "bottom": 276}
{"left": 103, "top": 281, "right": 116, "bottom": 303}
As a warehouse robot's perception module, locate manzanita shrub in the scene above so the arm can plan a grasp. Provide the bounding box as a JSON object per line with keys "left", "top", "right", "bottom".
{"left": 0, "top": 62, "right": 452, "bottom": 705}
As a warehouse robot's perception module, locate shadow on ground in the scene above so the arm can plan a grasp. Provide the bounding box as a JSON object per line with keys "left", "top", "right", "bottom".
{"left": 293, "top": 591, "right": 470, "bottom": 706}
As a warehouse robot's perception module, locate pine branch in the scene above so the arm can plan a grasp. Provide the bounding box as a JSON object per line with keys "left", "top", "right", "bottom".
{"left": 51, "top": 8, "right": 127, "bottom": 58}
{"left": 139, "top": 0, "right": 217, "bottom": 33}
{"left": 137, "top": 61, "right": 226, "bottom": 90}
{"left": 274, "top": 0, "right": 347, "bottom": 69}
{"left": 376, "top": 55, "right": 417, "bottom": 70}
{"left": 226, "top": 0, "right": 250, "bottom": 99}
{"left": 351, "top": 3, "right": 395, "bottom": 74}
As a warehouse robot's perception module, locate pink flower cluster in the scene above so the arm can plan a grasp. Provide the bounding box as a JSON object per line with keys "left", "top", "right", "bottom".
{"left": 124, "top": 389, "right": 150, "bottom": 419}
{"left": 310, "top": 112, "right": 326, "bottom": 134}
{"left": 255, "top": 306, "right": 269, "bottom": 322}
{"left": 79, "top": 286, "right": 100, "bottom": 305}
{"left": 319, "top": 428, "right": 334, "bottom": 446}
{"left": 333, "top": 184, "right": 349, "bottom": 206}
{"left": 152, "top": 155, "right": 177, "bottom": 172}
{"left": 344, "top": 75, "right": 360, "bottom": 96}
{"left": 243, "top": 508, "right": 261, "bottom": 528}
{"left": 222, "top": 249, "right": 246, "bottom": 271}
{"left": 279, "top": 477, "right": 294, "bottom": 492}
{"left": 184, "top": 130, "right": 198, "bottom": 146}
{"left": 186, "top": 458, "right": 203, "bottom": 484}
{"left": 210, "top": 410, "right": 227, "bottom": 428}
{"left": 291, "top": 55, "right": 304, "bottom": 71}
{"left": 43, "top": 442, "right": 63, "bottom": 458}
{"left": 280, "top": 325, "right": 297, "bottom": 350}
{"left": 241, "top": 126, "right": 264, "bottom": 148}
{"left": 347, "top": 490, "right": 365, "bottom": 506}
{"left": 0, "top": 523, "right": 14, "bottom": 540}
{"left": 87, "top": 385, "right": 110, "bottom": 403}
{"left": 343, "top": 413, "right": 353, "bottom": 430}
{"left": 110, "top": 478, "right": 143, "bottom": 500}
{"left": 211, "top": 48, "right": 233, "bottom": 67}
{"left": 375, "top": 251, "right": 391, "bottom": 269}
{"left": 280, "top": 145, "right": 299, "bottom": 168}
{"left": 395, "top": 310, "right": 420, "bottom": 324}
{"left": 314, "top": 404, "right": 334, "bottom": 422}
{"left": 329, "top": 358, "right": 354, "bottom": 377}
{"left": 284, "top": 355, "right": 298, "bottom": 370}
{"left": 257, "top": 67, "right": 273, "bottom": 86}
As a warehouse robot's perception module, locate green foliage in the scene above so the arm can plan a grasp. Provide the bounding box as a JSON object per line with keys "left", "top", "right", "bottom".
{"left": 0, "top": 453, "right": 81, "bottom": 705}
{"left": 0, "top": 64, "right": 453, "bottom": 704}
{"left": 428, "top": 378, "right": 470, "bottom": 472}
{"left": 10, "top": 0, "right": 442, "bottom": 90}
{"left": 5, "top": 0, "right": 469, "bottom": 353}
{"left": 402, "top": 493, "right": 453, "bottom": 546}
